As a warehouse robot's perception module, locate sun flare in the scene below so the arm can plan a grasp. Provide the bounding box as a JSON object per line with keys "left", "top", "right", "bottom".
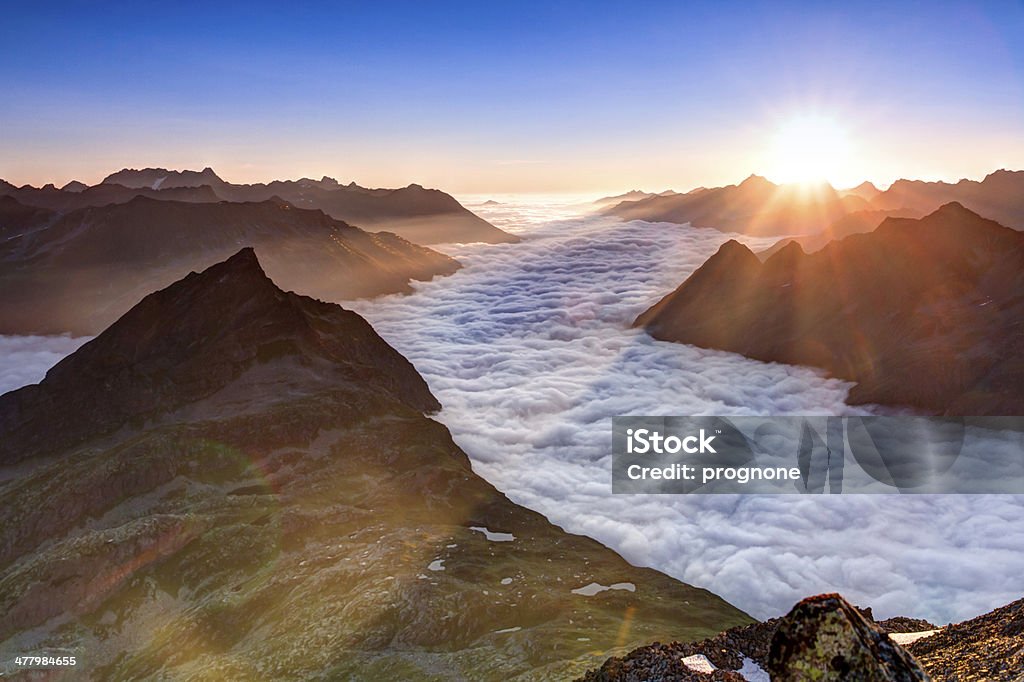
{"left": 768, "top": 115, "right": 854, "bottom": 187}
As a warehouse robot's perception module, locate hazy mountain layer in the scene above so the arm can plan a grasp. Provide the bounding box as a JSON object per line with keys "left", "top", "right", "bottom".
{"left": 756, "top": 207, "right": 923, "bottom": 260}
{"left": 871, "top": 169, "right": 1024, "bottom": 230}
{"left": 0, "top": 249, "right": 751, "bottom": 680}
{"left": 0, "top": 180, "right": 222, "bottom": 212}
{"left": 602, "top": 175, "right": 867, "bottom": 236}
{"left": 635, "top": 203, "right": 1024, "bottom": 414}
{"left": 100, "top": 167, "right": 520, "bottom": 244}
{"left": 0, "top": 196, "right": 459, "bottom": 335}
{"left": 602, "top": 169, "right": 1024, "bottom": 237}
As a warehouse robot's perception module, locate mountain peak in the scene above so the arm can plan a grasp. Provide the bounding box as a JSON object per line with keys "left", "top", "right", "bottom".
{"left": 0, "top": 248, "right": 439, "bottom": 464}
{"left": 931, "top": 200, "right": 975, "bottom": 217}
{"left": 740, "top": 173, "right": 774, "bottom": 188}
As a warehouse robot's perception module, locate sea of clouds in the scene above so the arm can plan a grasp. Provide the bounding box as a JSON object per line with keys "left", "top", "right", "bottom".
{"left": 347, "top": 196, "right": 1024, "bottom": 624}
{"left": 3, "top": 197, "right": 1021, "bottom": 624}
{"left": 0, "top": 335, "right": 89, "bottom": 395}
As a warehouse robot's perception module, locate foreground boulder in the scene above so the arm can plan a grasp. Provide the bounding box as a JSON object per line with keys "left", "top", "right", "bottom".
{"left": 768, "top": 594, "right": 931, "bottom": 681}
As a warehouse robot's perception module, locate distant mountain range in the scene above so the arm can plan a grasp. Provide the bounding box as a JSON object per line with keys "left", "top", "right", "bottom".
{"left": 635, "top": 203, "right": 1024, "bottom": 414}
{"left": 0, "top": 249, "right": 750, "bottom": 678}
{"left": 0, "top": 196, "right": 459, "bottom": 334}
{"left": 603, "top": 175, "right": 867, "bottom": 236}
{"left": 603, "top": 169, "right": 1024, "bottom": 236}
{"left": 592, "top": 189, "right": 679, "bottom": 207}
{"left": 0, "top": 167, "right": 518, "bottom": 245}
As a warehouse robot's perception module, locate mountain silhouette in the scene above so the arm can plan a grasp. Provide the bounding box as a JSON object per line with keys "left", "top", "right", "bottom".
{"left": 635, "top": 203, "right": 1024, "bottom": 414}
{"left": 603, "top": 175, "right": 867, "bottom": 236}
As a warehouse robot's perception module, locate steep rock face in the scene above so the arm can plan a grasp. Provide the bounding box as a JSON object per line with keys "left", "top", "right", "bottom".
{"left": 0, "top": 250, "right": 751, "bottom": 680}
{"left": 96, "top": 167, "right": 519, "bottom": 244}
{"left": 603, "top": 175, "right": 866, "bottom": 236}
{"left": 768, "top": 594, "right": 930, "bottom": 681}
{"left": 635, "top": 203, "right": 1024, "bottom": 414}
{"left": 0, "top": 197, "right": 460, "bottom": 334}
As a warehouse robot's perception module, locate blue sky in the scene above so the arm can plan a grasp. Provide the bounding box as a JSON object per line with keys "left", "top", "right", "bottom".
{"left": 2, "top": 1, "right": 1022, "bottom": 192}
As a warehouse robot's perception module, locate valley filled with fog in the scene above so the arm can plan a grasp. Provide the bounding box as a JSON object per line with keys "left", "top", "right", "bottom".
{"left": 5, "top": 197, "right": 1023, "bottom": 625}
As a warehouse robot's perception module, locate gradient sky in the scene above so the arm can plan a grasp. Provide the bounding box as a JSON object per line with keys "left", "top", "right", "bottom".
{"left": 2, "top": 0, "right": 1023, "bottom": 193}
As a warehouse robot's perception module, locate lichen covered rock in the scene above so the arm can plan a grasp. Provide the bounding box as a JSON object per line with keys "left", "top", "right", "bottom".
{"left": 768, "top": 593, "right": 931, "bottom": 681}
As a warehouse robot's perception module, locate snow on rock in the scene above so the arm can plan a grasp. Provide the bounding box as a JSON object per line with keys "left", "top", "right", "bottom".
{"left": 680, "top": 654, "right": 716, "bottom": 673}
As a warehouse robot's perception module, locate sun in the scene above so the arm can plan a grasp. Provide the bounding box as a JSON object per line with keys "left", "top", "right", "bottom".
{"left": 767, "top": 115, "right": 853, "bottom": 187}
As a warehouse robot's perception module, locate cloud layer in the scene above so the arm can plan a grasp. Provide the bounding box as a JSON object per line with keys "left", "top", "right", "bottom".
{"left": 349, "top": 199, "right": 1024, "bottom": 624}
{"left": 0, "top": 335, "right": 89, "bottom": 396}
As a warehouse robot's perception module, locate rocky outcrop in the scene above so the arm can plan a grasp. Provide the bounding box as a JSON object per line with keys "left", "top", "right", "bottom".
{"left": 577, "top": 616, "right": 780, "bottom": 681}
{"left": 768, "top": 594, "right": 930, "bottom": 681}
{"left": 908, "top": 597, "right": 1024, "bottom": 680}
{"left": 636, "top": 203, "right": 1024, "bottom": 415}
{"left": 0, "top": 250, "right": 751, "bottom": 679}
{"left": 0, "top": 196, "right": 460, "bottom": 334}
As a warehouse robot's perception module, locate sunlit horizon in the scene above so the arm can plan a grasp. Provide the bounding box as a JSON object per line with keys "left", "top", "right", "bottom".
{"left": 3, "top": 2, "right": 1023, "bottom": 195}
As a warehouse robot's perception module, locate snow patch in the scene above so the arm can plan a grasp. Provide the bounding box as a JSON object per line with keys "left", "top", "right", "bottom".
{"left": 738, "top": 656, "right": 770, "bottom": 681}
{"left": 427, "top": 559, "right": 445, "bottom": 572}
{"left": 571, "top": 582, "right": 636, "bottom": 596}
{"left": 469, "top": 526, "right": 515, "bottom": 542}
{"left": 889, "top": 630, "right": 940, "bottom": 645}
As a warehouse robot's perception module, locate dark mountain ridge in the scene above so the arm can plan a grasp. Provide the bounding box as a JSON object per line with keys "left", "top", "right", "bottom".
{"left": 1, "top": 167, "right": 518, "bottom": 244}
{"left": 99, "top": 167, "right": 519, "bottom": 244}
{"left": 635, "top": 203, "right": 1024, "bottom": 414}
{"left": 0, "top": 196, "right": 459, "bottom": 335}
